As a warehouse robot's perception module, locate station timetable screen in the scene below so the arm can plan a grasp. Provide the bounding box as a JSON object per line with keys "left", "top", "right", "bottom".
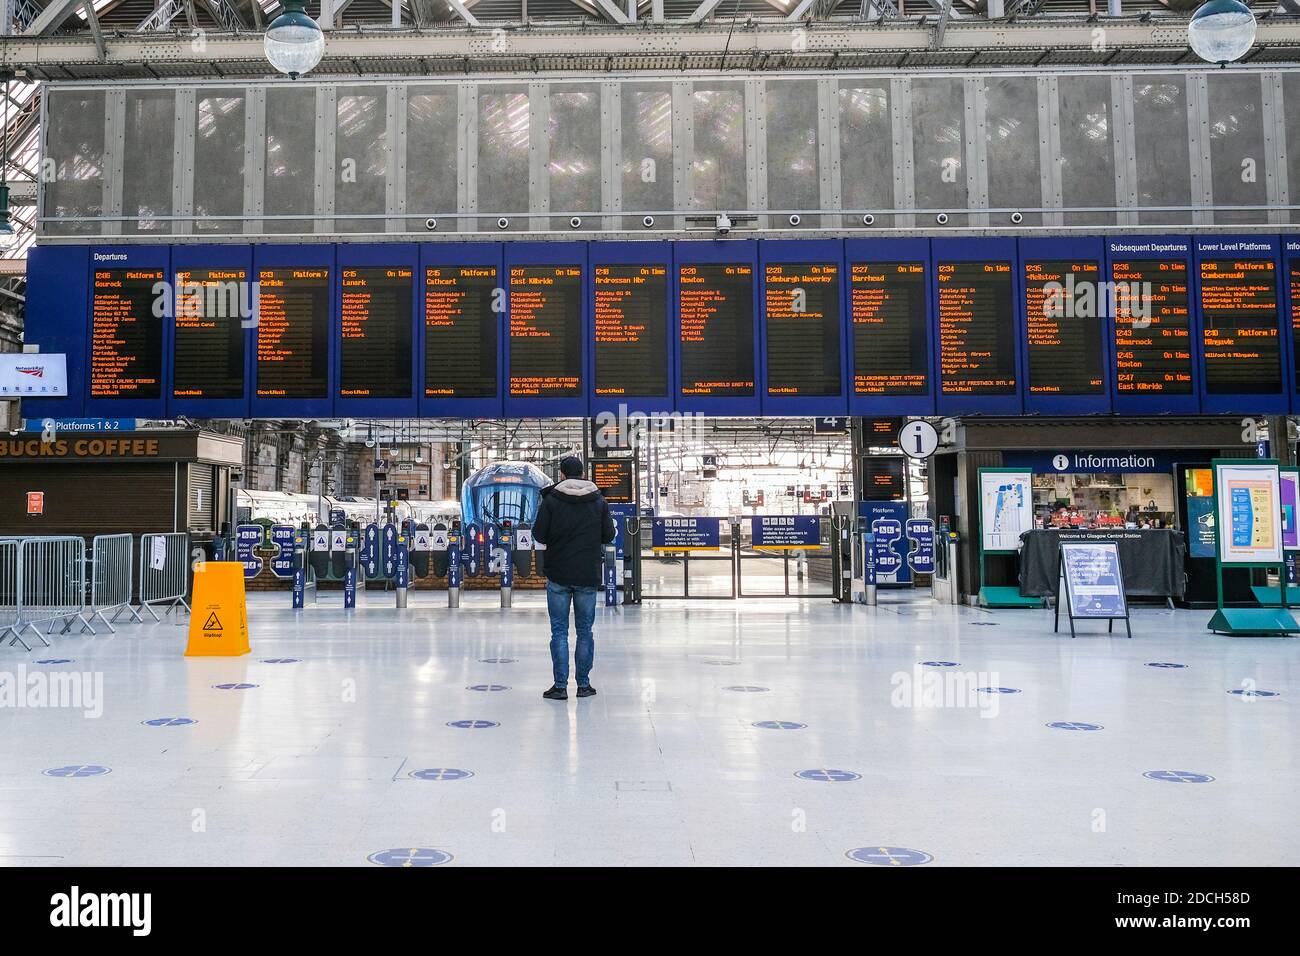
{"left": 937, "top": 261, "right": 1016, "bottom": 394}
{"left": 1292, "top": 261, "right": 1300, "bottom": 395}
{"left": 256, "top": 267, "right": 330, "bottom": 398}
{"left": 593, "top": 263, "right": 668, "bottom": 397}
{"left": 340, "top": 266, "right": 413, "bottom": 399}
{"left": 865, "top": 417, "right": 902, "bottom": 447}
{"left": 172, "top": 267, "right": 246, "bottom": 400}
{"left": 508, "top": 265, "right": 583, "bottom": 397}
{"left": 90, "top": 267, "right": 164, "bottom": 399}
{"left": 862, "top": 457, "right": 906, "bottom": 500}
{"left": 1023, "top": 259, "right": 1104, "bottom": 395}
{"left": 850, "top": 262, "right": 928, "bottom": 395}
{"left": 1199, "top": 257, "right": 1280, "bottom": 394}
{"left": 425, "top": 265, "right": 498, "bottom": 399}
{"left": 763, "top": 262, "right": 841, "bottom": 397}
{"left": 1111, "top": 257, "right": 1191, "bottom": 395}
{"left": 678, "top": 263, "right": 755, "bottom": 397}
{"left": 591, "top": 459, "right": 635, "bottom": 504}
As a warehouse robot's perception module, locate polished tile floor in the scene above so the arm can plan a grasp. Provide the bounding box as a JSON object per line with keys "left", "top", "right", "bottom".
{"left": 2, "top": 590, "right": 1296, "bottom": 867}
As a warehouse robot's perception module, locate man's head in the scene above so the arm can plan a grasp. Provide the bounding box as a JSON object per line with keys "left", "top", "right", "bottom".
{"left": 559, "top": 456, "right": 584, "bottom": 479}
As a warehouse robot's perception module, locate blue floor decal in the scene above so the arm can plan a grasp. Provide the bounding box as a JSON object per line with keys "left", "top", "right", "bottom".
{"left": 846, "top": 846, "right": 932, "bottom": 866}
{"left": 32, "top": 659, "right": 74, "bottom": 665}
{"left": 1227, "top": 689, "right": 1279, "bottom": 698}
{"left": 409, "top": 768, "right": 475, "bottom": 781}
{"left": 367, "top": 848, "right": 453, "bottom": 867}
{"left": 753, "top": 720, "right": 806, "bottom": 730}
{"left": 1046, "top": 721, "right": 1103, "bottom": 731}
{"left": 43, "top": 765, "right": 111, "bottom": 778}
{"left": 1144, "top": 770, "right": 1215, "bottom": 783}
{"left": 723, "top": 685, "right": 770, "bottom": 693}
{"left": 212, "top": 683, "right": 258, "bottom": 690}
{"left": 261, "top": 658, "right": 301, "bottom": 664}
{"left": 795, "top": 769, "right": 860, "bottom": 782}
{"left": 977, "top": 687, "right": 1021, "bottom": 694}
{"left": 1145, "top": 662, "right": 1187, "bottom": 669}
{"left": 919, "top": 661, "right": 960, "bottom": 667}
{"left": 478, "top": 658, "right": 517, "bottom": 664}
{"left": 467, "top": 684, "right": 510, "bottom": 692}
{"left": 142, "top": 717, "right": 196, "bottom": 727}
{"left": 447, "top": 719, "right": 499, "bottom": 729}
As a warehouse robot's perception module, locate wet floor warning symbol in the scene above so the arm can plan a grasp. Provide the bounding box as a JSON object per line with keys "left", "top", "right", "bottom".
{"left": 185, "top": 562, "right": 250, "bottom": 657}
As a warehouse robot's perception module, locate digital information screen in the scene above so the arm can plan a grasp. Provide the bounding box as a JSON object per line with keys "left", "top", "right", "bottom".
{"left": 1111, "top": 258, "right": 1191, "bottom": 395}
{"left": 591, "top": 459, "right": 635, "bottom": 504}
{"left": 340, "top": 267, "right": 413, "bottom": 399}
{"left": 862, "top": 457, "right": 906, "bottom": 500}
{"left": 1292, "top": 262, "right": 1300, "bottom": 395}
{"left": 509, "top": 265, "right": 583, "bottom": 397}
{"left": 256, "top": 268, "right": 329, "bottom": 398}
{"left": 764, "top": 262, "right": 841, "bottom": 397}
{"left": 679, "top": 263, "right": 755, "bottom": 397}
{"left": 865, "top": 417, "right": 902, "bottom": 447}
{"left": 937, "top": 261, "right": 1016, "bottom": 395}
{"left": 593, "top": 264, "right": 668, "bottom": 397}
{"left": 173, "top": 268, "right": 247, "bottom": 400}
{"left": 850, "top": 262, "right": 928, "bottom": 395}
{"left": 425, "top": 266, "right": 498, "bottom": 399}
{"left": 90, "top": 268, "right": 164, "bottom": 399}
{"left": 1023, "top": 259, "right": 1104, "bottom": 395}
{"left": 1199, "top": 258, "right": 1280, "bottom": 395}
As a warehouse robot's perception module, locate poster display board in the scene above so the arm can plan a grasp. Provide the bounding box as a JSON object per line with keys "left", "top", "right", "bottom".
{"left": 979, "top": 470, "right": 1032, "bottom": 552}
{"left": 1214, "top": 461, "right": 1283, "bottom": 564}
{"left": 1054, "top": 540, "right": 1131, "bottom": 638}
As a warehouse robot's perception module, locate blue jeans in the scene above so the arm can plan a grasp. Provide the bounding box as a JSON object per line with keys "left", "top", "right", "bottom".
{"left": 546, "top": 581, "right": 597, "bottom": 687}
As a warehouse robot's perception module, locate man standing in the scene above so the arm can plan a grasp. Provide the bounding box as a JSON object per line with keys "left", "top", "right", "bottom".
{"left": 532, "top": 456, "right": 616, "bottom": 701}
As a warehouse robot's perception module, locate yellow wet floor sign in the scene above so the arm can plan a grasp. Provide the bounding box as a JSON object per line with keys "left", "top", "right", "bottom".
{"left": 185, "top": 561, "right": 250, "bottom": 656}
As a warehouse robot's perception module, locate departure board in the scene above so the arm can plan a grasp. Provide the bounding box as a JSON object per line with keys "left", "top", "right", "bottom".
{"left": 593, "top": 264, "right": 668, "bottom": 397}
{"left": 850, "top": 262, "right": 928, "bottom": 395}
{"left": 1111, "top": 258, "right": 1191, "bottom": 395}
{"left": 339, "top": 266, "right": 414, "bottom": 399}
{"left": 1199, "top": 258, "right": 1280, "bottom": 394}
{"left": 591, "top": 459, "right": 635, "bottom": 504}
{"left": 90, "top": 268, "right": 164, "bottom": 399}
{"left": 862, "top": 457, "right": 906, "bottom": 500}
{"left": 173, "top": 268, "right": 247, "bottom": 400}
{"left": 1292, "top": 263, "right": 1300, "bottom": 394}
{"left": 425, "top": 266, "right": 498, "bottom": 398}
{"left": 937, "top": 261, "right": 1016, "bottom": 394}
{"left": 508, "top": 265, "right": 583, "bottom": 397}
{"left": 256, "top": 268, "right": 329, "bottom": 398}
{"left": 865, "top": 417, "right": 902, "bottom": 447}
{"left": 1023, "top": 259, "right": 1104, "bottom": 395}
{"left": 678, "top": 263, "right": 755, "bottom": 397}
{"left": 764, "top": 262, "right": 841, "bottom": 397}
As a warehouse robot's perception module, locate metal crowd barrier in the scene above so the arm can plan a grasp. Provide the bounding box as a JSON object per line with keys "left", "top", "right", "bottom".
{"left": 1, "top": 536, "right": 94, "bottom": 651}
{"left": 138, "top": 532, "right": 192, "bottom": 623}
{"left": 89, "top": 533, "right": 142, "bottom": 632}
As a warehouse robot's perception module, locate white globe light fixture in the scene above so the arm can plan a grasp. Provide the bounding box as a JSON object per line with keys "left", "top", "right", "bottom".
{"left": 1187, "top": 0, "right": 1257, "bottom": 65}
{"left": 264, "top": 0, "right": 325, "bottom": 79}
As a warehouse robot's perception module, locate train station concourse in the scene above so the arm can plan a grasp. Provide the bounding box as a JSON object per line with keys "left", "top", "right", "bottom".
{"left": 0, "top": 0, "right": 1298, "bottom": 930}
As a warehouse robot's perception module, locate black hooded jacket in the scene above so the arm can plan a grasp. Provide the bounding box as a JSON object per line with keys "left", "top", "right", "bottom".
{"left": 532, "top": 478, "right": 617, "bottom": 588}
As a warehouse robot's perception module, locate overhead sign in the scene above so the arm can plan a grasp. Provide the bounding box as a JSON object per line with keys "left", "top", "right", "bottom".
{"left": 1215, "top": 461, "right": 1283, "bottom": 564}
{"left": 651, "top": 516, "right": 722, "bottom": 551}
{"left": 979, "top": 469, "right": 1032, "bottom": 552}
{"left": 812, "top": 417, "right": 848, "bottom": 435}
{"left": 751, "top": 515, "right": 820, "bottom": 550}
{"left": 24, "top": 418, "right": 135, "bottom": 433}
{"left": 1003, "top": 450, "right": 1184, "bottom": 475}
{"left": 898, "top": 420, "right": 939, "bottom": 460}
{"left": 0, "top": 353, "right": 68, "bottom": 397}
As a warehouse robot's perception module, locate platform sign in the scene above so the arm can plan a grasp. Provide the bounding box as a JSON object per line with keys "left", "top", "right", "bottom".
{"left": 651, "top": 517, "right": 722, "bottom": 551}
{"left": 752, "top": 516, "right": 820, "bottom": 550}
{"left": 270, "top": 524, "right": 296, "bottom": 578}
{"left": 235, "top": 524, "right": 264, "bottom": 579}
{"left": 1214, "top": 461, "right": 1282, "bottom": 564}
{"left": 906, "top": 518, "right": 935, "bottom": 574}
{"left": 1054, "top": 540, "right": 1131, "bottom": 638}
{"left": 979, "top": 470, "right": 1032, "bottom": 553}
{"left": 871, "top": 517, "right": 904, "bottom": 581}
{"left": 608, "top": 503, "right": 636, "bottom": 560}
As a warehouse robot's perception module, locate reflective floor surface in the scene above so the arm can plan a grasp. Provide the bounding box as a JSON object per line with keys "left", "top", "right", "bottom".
{"left": 2, "top": 590, "right": 1296, "bottom": 866}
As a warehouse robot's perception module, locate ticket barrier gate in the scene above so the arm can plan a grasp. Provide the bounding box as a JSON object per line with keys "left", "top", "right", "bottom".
{"left": 930, "top": 530, "right": 962, "bottom": 605}
{"left": 831, "top": 517, "right": 879, "bottom": 606}
{"left": 292, "top": 525, "right": 359, "bottom": 611}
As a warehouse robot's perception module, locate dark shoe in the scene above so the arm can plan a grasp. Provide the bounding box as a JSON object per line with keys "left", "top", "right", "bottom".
{"left": 576, "top": 685, "right": 597, "bottom": 698}
{"left": 543, "top": 685, "right": 568, "bottom": 700}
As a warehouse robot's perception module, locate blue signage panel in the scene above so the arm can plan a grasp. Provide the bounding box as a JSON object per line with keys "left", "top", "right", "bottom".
{"left": 1001, "top": 450, "right": 1188, "bottom": 475}
{"left": 608, "top": 503, "right": 637, "bottom": 560}
{"left": 651, "top": 516, "right": 722, "bottom": 551}
{"left": 905, "top": 518, "right": 935, "bottom": 574}
{"left": 751, "top": 515, "right": 821, "bottom": 549}
{"left": 860, "top": 500, "right": 911, "bottom": 585}
{"left": 1284, "top": 237, "right": 1300, "bottom": 416}
{"left": 1059, "top": 540, "right": 1128, "bottom": 618}
{"left": 24, "top": 418, "right": 135, "bottom": 433}
{"left": 235, "top": 524, "right": 264, "bottom": 579}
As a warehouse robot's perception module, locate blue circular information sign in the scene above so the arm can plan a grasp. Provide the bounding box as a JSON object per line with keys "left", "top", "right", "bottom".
{"left": 142, "top": 717, "right": 196, "bottom": 727}
{"left": 467, "top": 684, "right": 510, "bottom": 692}
{"left": 723, "top": 685, "right": 770, "bottom": 693}
{"left": 43, "top": 765, "right": 111, "bottom": 778}
{"left": 1144, "top": 770, "right": 1215, "bottom": 783}
{"left": 1046, "top": 721, "right": 1103, "bottom": 731}
{"left": 752, "top": 720, "right": 805, "bottom": 730}
{"left": 919, "top": 661, "right": 959, "bottom": 667}
{"left": 795, "top": 769, "right": 860, "bottom": 782}
{"left": 1227, "top": 689, "right": 1279, "bottom": 698}
{"left": 409, "top": 768, "right": 474, "bottom": 781}
{"left": 976, "top": 687, "right": 1020, "bottom": 694}
{"left": 447, "top": 719, "right": 498, "bottom": 729}
{"left": 846, "top": 846, "right": 932, "bottom": 866}
{"left": 367, "top": 848, "right": 453, "bottom": 867}
{"left": 212, "top": 683, "right": 258, "bottom": 690}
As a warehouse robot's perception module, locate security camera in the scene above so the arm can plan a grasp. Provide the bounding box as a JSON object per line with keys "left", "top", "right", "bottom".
{"left": 642, "top": 215, "right": 655, "bottom": 228}
{"left": 788, "top": 214, "right": 801, "bottom": 227}
{"left": 364, "top": 439, "right": 376, "bottom": 449}
{"left": 936, "top": 213, "right": 949, "bottom": 225}
{"left": 1010, "top": 211, "right": 1023, "bottom": 224}
{"left": 715, "top": 213, "right": 732, "bottom": 235}
{"left": 497, "top": 217, "right": 510, "bottom": 230}
{"left": 425, "top": 218, "right": 438, "bottom": 231}
{"left": 862, "top": 214, "right": 875, "bottom": 226}
{"left": 570, "top": 217, "right": 582, "bottom": 229}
